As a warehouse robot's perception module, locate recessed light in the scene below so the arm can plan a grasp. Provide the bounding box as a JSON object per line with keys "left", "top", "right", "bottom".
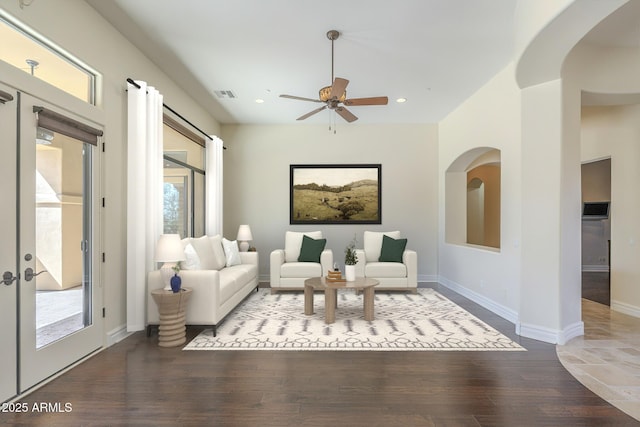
{"left": 396, "top": 98, "right": 407, "bottom": 103}
{"left": 255, "top": 99, "right": 264, "bottom": 104}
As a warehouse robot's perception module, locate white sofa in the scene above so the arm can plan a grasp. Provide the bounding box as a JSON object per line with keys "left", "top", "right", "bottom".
{"left": 355, "top": 231, "right": 417, "bottom": 292}
{"left": 147, "top": 235, "right": 258, "bottom": 336}
{"left": 270, "top": 231, "right": 333, "bottom": 292}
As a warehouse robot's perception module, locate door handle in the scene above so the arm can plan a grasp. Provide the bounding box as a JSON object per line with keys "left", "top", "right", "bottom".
{"left": 2, "top": 271, "right": 18, "bottom": 286}
{"left": 24, "top": 268, "right": 47, "bottom": 282}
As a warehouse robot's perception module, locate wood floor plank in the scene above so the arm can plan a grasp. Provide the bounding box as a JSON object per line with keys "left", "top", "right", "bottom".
{"left": 1, "top": 283, "right": 637, "bottom": 426}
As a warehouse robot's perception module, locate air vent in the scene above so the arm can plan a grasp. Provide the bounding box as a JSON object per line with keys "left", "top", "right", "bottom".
{"left": 214, "top": 90, "right": 236, "bottom": 99}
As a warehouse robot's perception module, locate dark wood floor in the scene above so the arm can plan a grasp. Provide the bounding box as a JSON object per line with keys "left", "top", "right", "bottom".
{"left": 2, "top": 283, "right": 637, "bottom": 426}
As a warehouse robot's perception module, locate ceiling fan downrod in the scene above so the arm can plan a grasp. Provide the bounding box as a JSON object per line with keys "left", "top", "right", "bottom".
{"left": 327, "top": 30, "right": 339, "bottom": 84}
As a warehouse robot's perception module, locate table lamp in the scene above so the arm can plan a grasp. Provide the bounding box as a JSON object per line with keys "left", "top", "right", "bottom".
{"left": 155, "top": 234, "right": 186, "bottom": 290}
{"left": 237, "top": 224, "right": 253, "bottom": 252}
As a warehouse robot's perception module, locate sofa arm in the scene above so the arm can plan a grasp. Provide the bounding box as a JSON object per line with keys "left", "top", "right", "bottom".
{"left": 239, "top": 251, "right": 258, "bottom": 267}
{"left": 403, "top": 249, "right": 418, "bottom": 286}
{"left": 355, "top": 249, "right": 366, "bottom": 277}
{"left": 320, "top": 249, "right": 334, "bottom": 277}
{"left": 270, "top": 249, "right": 285, "bottom": 287}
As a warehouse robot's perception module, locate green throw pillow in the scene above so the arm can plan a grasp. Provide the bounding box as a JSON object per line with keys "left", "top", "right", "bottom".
{"left": 298, "top": 235, "right": 326, "bottom": 263}
{"left": 379, "top": 235, "right": 407, "bottom": 262}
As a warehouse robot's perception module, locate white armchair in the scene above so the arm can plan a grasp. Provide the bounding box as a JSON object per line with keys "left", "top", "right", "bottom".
{"left": 355, "top": 231, "right": 417, "bottom": 292}
{"left": 270, "top": 231, "right": 333, "bottom": 292}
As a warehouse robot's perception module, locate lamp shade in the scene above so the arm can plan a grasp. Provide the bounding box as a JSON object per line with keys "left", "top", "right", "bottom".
{"left": 237, "top": 225, "right": 253, "bottom": 242}
{"left": 154, "top": 234, "right": 185, "bottom": 262}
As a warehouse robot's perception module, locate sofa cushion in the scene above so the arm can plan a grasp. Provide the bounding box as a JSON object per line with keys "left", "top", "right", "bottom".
{"left": 280, "top": 262, "right": 322, "bottom": 278}
{"left": 363, "top": 231, "right": 401, "bottom": 262}
{"left": 190, "top": 235, "right": 226, "bottom": 270}
{"left": 379, "top": 235, "right": 407, "bottom": 262}
{"left": 284, "top": 231, "right": 322, "bottom": 262}
{"left": 366, "top": 262, "right": 407, "bottom": 278}
{"left": 181, "top": 243, "right": 201, "bottom": 270}
{"left": 219, "top": 264, "right": 257, "bottom": 303}
{"left": 298, "top": 235, "right": 326, "bottom": 263}
{"left": 222, "top": 238, "right": 241, "bottom": 267}
{"left": 209, "top": 235, "right": 228, "bottom": 270}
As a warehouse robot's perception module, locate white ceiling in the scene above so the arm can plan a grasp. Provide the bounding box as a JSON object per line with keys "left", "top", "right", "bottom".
{"left": 86, "top": 0, "right": 640, "bottom": 125}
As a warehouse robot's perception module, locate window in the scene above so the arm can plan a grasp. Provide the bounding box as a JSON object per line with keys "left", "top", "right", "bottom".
{"left": 0, "top": 15, "right": 96, "bottom": 103}
{"left": 162, "top": 119, "right": 205, "bottom": 238}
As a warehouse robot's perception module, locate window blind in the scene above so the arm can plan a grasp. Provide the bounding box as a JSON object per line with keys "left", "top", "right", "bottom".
{"left": 33, "top": 106, "right": 103, "bottom": 145}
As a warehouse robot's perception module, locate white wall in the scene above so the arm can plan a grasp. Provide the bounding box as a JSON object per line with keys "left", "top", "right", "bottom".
{"left": 221, "top": 123, "right": 439, "bottom": 282}
{"left": 0, "top": 0, "right": 220, "bottom": 343}
{"left": 438, "top": 64, "right": 522, "bottom": 323}
{"left": 581, "top": 105, "right": 640, "bottom": 316}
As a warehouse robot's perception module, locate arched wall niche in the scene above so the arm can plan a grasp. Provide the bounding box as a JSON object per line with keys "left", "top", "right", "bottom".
{"left": 445, "top": 147, "right": 501, "bottom": 249}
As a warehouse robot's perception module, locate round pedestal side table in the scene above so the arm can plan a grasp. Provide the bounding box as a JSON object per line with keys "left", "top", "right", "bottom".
{"left": 151, "top": 288, "right": 192, "bottom": 347}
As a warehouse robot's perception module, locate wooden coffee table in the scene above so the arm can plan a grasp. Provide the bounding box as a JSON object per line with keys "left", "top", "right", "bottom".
{"left": 304, "top": 277, "right": 379, "bottom": 324}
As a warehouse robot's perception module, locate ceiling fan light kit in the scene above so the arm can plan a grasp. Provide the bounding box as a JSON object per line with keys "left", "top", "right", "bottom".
{"left": 280, "top": 29, "right": 388, "bottom": 123}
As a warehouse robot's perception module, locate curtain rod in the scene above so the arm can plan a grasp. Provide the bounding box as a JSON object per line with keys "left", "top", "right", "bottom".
{"left": 126, "top": 78, "right": 226, "bottom": 149}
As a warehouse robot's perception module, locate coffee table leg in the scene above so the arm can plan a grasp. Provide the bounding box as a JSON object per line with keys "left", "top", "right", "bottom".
{"left": 304, "top": 284, "right": 314, "bottom": 315}
{"left": 325, "top": 288, "right": 336, "bottom": 324}
{"left": 363, "top": 286, "right": 375, "bottom": 321}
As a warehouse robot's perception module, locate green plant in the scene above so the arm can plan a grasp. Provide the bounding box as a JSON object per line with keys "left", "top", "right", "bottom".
{"left": 344, "top": 235, "right": 358, "bottom": 266}
{"left": 171, "top": 262, "right": 181, "bottom": 275}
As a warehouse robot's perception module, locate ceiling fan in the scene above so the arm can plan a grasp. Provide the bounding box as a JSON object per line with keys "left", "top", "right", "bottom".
{"left": 280, "top": 30, "right": 388, "bottom": 123}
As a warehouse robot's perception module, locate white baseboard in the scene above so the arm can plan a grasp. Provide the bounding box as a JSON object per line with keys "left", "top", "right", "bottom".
{"left": 517, "top": 320, "right": 583, "bottom": 345}
{"left": 418, "top": 274, "right": 438, "bottom": 283}
{"left": 438, "top": 276, "right": 518, "bottom": 324}
{"left": 559, "top": 321, "right": 584, "bottom": 345}
{"left": 582, "top": 265, "right": 609, "bottom": 272}
{"left": 437, "top": 276, "right": 587, "bottom": 344}
{"left": 107, "top": 325, "right": 134, "bottom": 347}
{"left": 611, "top": 300, "right": 640, "bottom": 318}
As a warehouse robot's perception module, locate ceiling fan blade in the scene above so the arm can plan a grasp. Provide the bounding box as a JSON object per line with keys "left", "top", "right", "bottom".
{"left": 335, "top": 106, "right": 358, "bottom": 123}
{"left": 344, "top": 96, "right": 389, "bottom": 106}
{"left": 280, "top": 94, "right": 323, "bottom": 103}
{"left": 297, "top": 105, "right": 327, "bottom": 121}
{"left": 329, "top": 78, "right": 349, "bottom": 99}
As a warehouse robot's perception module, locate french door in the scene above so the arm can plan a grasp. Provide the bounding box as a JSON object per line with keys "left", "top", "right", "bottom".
{"left": 0, "top": 89, "right": 102, "bottom": 400}
{"left": 0, "top": 84, "right": 18, "bottom": 402}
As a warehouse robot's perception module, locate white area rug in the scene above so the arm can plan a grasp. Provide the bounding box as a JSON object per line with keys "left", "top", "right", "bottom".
{"left": 184, "top": 288, "right": 525, "bottom": 351}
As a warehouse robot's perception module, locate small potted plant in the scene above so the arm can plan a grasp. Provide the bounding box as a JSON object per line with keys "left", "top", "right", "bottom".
{"left": 170, "top": 262, "right": 182, "bottom": 293}
{"left": 344, "top": 235, "right": 358, "bottom": 281}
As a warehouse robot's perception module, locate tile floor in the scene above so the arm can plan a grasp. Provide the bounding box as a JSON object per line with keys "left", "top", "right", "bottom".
{"left": 557, "top": 298, "right": 640, "bottom": 421}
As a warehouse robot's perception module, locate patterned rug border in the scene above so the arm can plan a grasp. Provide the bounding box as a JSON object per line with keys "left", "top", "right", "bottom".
{"left": 184, "top": 288, "right": 526, "bottom": 352}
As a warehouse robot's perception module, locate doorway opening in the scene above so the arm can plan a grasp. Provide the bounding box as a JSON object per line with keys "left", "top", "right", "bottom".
{"left": 581, "top": 158, "right": 611, "bottom": 306}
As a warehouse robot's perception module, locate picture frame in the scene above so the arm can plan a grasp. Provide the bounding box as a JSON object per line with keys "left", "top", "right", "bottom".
{"left": 290, "top": 164, "right": 381, "bottom": 225}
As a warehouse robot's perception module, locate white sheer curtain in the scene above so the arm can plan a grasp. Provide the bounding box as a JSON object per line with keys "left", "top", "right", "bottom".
{"left": 126, "top": 80, "right": 163, "bottom": 332}
{"left": 206, "top": 135, "right": 224, "bottom": 236}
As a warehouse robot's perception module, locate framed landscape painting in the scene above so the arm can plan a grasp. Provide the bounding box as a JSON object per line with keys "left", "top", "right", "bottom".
{"left": 290, "top": 164, "right": 381, "bottom": 224}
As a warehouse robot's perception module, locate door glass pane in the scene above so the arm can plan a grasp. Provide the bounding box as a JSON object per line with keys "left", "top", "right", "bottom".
{"left": 163, "top": 169, "right": 188, "bottom": 238}
{"left": 163, "top": 123, "right": 205, "bottom": 238}
{"left": 35, "top": 130, "right": 91, "bottom": 348}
